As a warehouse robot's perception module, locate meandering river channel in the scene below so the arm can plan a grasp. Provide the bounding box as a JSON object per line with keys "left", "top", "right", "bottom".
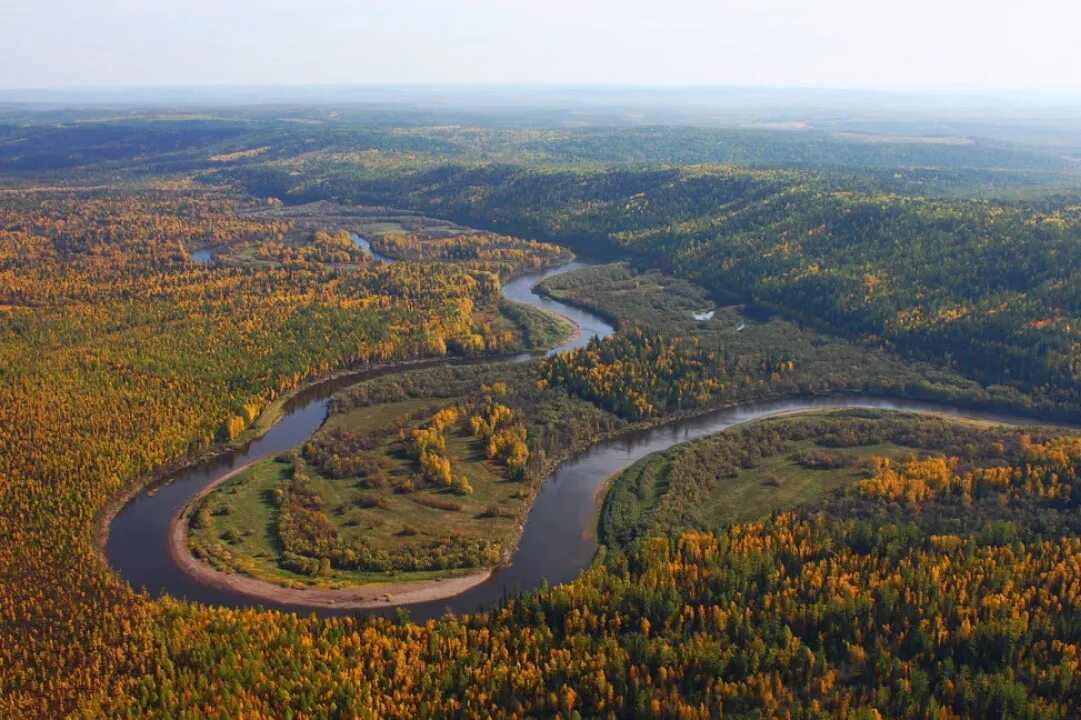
{"left": 106, "top": 255, "right": 1046, "bottom": 620}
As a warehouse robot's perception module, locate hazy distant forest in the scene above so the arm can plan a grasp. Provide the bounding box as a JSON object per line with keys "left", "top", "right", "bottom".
{"left": 3, "top": 98, "right": 1081, "bottom": 718}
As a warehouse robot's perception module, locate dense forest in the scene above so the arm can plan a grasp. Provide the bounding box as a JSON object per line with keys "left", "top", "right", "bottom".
{"left": 188, "top": 259, "right": 1080, "bottom": 615}
{"left": 2, "top": 114, "right": 1081, "bottom": 718}
{"left": 90, "top": 425, "right": 1081, "bottom": 718}
{"left": 0, "top": 182, "right": 568, "bottom": 716}
{"left": 231, "top": 159, "right": 1081, "bottom": 415}
{"left": 3, "top": 116, "right": 1078, "bottom": 188}
{"left": 540, "top": 328, "right": 793, "bottom": 420}
{"left": 536, "top": 262, "right": 1036, "bottom": 415}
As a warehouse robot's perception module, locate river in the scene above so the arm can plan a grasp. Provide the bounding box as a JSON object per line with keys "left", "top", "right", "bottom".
{"left": 105, "top": 255, "right": 1046, "bottom": 621}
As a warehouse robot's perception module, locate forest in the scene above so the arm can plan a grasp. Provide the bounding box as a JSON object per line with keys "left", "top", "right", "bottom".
{"left": 540, "top": 328, "right": 793, "bottom": 420}
{"left": 1, "top": 111, "right": 1081, "bottom": 719}
{"left": 0, "top": 180, "right": 573, "bottom": 715}
{"left": 601, "top": 410, "right": 1081, "bottom": 550}
{"left": 189, "top": 254, "right": 1041, "bottom": 593}
{"left": 90, "top": 422, "right": 1081, "bottom": 718}
{"left": 231, "top": 158, "right": 1080, "bottom": 415}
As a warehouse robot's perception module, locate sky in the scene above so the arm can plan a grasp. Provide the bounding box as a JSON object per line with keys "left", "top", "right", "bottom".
{"left": 1, "top": 0, "right": 1078, "bottom": 92}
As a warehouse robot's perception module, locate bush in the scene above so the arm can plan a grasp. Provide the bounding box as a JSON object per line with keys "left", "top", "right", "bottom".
{"left": 411, "top": 495, "right": 462, "bottom": 511}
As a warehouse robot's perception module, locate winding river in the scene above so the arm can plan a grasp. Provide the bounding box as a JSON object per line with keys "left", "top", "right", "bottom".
{"left": 106, "top": 255, "right": 1047, "bottom": 621}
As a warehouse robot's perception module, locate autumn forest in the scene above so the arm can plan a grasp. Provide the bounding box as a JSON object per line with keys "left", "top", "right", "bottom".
{"left": 1, "top": 97, "right": 1081, "bottom": 720}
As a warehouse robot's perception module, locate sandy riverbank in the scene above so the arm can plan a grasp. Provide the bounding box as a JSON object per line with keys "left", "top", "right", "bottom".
{"left": 170, "top": 460, "right": 493, "bottom": 609}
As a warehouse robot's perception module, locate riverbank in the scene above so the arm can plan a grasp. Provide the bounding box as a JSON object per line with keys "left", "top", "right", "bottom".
{"left": 103, "top": 255, "right": 600, "bottom": 612}
{"left": 171, "top": 457, "right": 492, "bottom": 608}
{"left": 94, "top": 356, "right": 449, "bottom": 576}
{"left": 108, "top": 252, "right": 1078, "bottom": 619}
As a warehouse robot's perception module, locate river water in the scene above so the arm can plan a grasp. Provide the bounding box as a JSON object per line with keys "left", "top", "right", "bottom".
{"left": 106, "top": 256, "right": 1044, "bottom": 620}
{"left": 190, "top": 248, "right": 215, "bottom": 265}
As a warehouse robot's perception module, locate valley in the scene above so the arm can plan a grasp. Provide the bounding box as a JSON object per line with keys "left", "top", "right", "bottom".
{"left": 4, "top": 101, "right": 1081, "bottom": 718}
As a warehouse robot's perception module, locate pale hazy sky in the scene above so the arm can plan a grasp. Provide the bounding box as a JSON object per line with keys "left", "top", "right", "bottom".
{"left": 1, "top": 0, "right": 1078, "bottom": 91}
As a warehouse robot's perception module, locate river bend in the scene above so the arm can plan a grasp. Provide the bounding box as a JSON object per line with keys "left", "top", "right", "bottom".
{"left": 106, "top": 258, "right": 1044, "bottom": 620}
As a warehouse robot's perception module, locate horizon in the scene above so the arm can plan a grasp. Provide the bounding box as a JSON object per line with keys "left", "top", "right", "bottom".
{"left": 5, "top": 81, "right": 1081, "bottom": 95}
{"left": 4, "top": 82, "right": 1081, "bottom": 112}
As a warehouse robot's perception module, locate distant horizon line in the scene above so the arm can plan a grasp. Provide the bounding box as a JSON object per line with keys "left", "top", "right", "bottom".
{"left": 2, "top": 82, "right": 1080, "bottom": 99}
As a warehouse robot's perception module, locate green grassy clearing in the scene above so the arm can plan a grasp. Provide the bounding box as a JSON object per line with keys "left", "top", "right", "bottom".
{"left": 189, "top": 397, "right": 530, "bottom": 588}
{"left": 601, "top": 410, "right": 1014, "bottom": 549}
